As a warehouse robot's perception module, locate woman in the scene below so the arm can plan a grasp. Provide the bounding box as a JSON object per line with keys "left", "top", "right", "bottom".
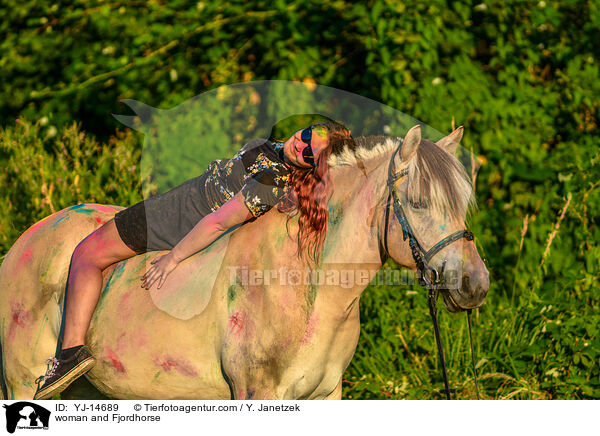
{"left": 33, "top": 119, "right": 354, "bottom": 400}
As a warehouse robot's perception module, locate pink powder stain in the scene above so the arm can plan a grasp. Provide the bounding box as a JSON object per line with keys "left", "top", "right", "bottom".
{"left": 94, "top": 204, "right": 119, "bottom": 214}
{"left": 95, "top": 217, "right": 105, "bottom": 225}
{"left": 120, "top": 291, "right": 131, "bottom": 307}
{"left": 135, "top": 329, "right": 148, "bottom": 348}
{"left": 115, "top": 329, "right": 147, "bottom": 353}
{"left": 238, "top": 389, "right": 246, "bottom": 400}
{"left": 104, "top": 347, "right": 126, "bottom": 373}
{"left": 153, "top": 355, "right": 198, "bottom": 377}
{"left": 7, "top": 303, "right": 31, "bottom": 341}
{"left": 117, "top": 292, "right": 134, "bottom": 323}
{"left": 16, "top": 249, "right": 33, "bottom": 269}
{"left": 21, "top": 214, "right": 56, "bottom": 237}
{"left": 115, "top": 332, "right": 127, "bottom": 352}
{"left": 301, "top": 311, "right": 320, "bottom": 345}
{"left": 229, "top": 311, "right": 247, "bottom": 336}
{"left": 14, "top": 211, "right": 63, "bottom": 254}
{"left": 282, "top": 334, "right": 293, "bottom": 350}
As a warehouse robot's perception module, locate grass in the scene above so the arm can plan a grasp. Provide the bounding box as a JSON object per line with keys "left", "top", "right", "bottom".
{"left": 342, "top": 193, "right": 600, "bottom": 400}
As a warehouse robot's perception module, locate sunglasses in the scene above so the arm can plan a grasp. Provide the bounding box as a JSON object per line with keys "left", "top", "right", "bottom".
{"left": 299, "top": 126, "right": 316, "bottom": 167}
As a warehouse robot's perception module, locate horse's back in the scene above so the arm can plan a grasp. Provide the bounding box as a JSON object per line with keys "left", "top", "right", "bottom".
{"left": 0, "top": 204, "right": 122, "bottom": 399}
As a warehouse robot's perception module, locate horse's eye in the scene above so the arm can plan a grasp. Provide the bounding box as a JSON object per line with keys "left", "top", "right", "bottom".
{"left": 409, "top": 200, "right": 427, "bottom": 209}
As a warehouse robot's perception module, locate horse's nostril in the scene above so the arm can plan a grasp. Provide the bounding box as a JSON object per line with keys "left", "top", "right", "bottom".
{"left": 461, "top": 275, "right": 471, "bottom": 292}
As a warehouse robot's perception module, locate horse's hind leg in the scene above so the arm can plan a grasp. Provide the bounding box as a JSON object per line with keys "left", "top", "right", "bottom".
{"left": 0, "top": 206, "right": 127, "bottom": 399}
{"left": 3, "top": 304, "right": 61, "bottom": 400}
{"left": 0, "top": 211, "right": 72, "bottom": 399}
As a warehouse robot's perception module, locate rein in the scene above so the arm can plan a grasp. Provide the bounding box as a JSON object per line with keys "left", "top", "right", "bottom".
{"left": 380, "top": 139, "right": 480, "bottom": 400}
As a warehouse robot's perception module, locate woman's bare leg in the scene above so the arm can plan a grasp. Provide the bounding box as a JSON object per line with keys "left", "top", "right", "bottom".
{"left": 61, "top": 218, "right": 138, "bottom": 349}
{"left": 33, "top": 218, "right": 139, "bottom": 399}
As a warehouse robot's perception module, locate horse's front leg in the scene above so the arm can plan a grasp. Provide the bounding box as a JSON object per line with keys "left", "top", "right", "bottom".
{"left": 221, "top": 338, "right": 291, "bottom": 400}
{"left": 223, "top": 358, "right": 282, "bottom": 400}
{"left": 232, "top": 385, "right": 277, "bottom": 400}
{"left": 323, "top": 380, "right": 342, "bottom": 400}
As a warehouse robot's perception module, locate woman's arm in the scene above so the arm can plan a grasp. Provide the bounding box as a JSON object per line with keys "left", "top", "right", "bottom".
{"left": 141, "top": 191, "right": 254, "bottom": 290}
{"left": 171, "top": 191, "right": 253, "bottom": 262}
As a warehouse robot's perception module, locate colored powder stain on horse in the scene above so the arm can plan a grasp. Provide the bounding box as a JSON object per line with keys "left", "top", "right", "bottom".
{"left": 229, "top": 311, "right": 246, "bottom": 336}
{"left": 70, "top": 203, "right": 95, "bottom": 215}
{"left": 16, "top": 249, "right": 33, "bottom": 269}
{"left": 74, "top": 208, "right": 95, "bottom": 215}
{"left": 274, "top": 232, "right": 287, "bottom": 250}
{"left": 120, "top": 291, "right": 131, "bottom": 307}
{"left": 7, "top": 302, "right": 31, "bottom": 341}
{"left": 96, "top": 261, "right": 128, "bottom": 314}
{"left": 115, "top": 332, "right": 128, "bottom": 353}
{"left": 153, "top": 355, "right": 198, "bottom": 377}
{"left": 281, "top": 334, "right": 293, "bottom": 350}
{"left": 51, "top": 215, "right": 70, "bottom": 229}
{"left": 20, "top": 211, "right": 60, "bottom": 238}
{"left": 134, "top": 329, "right": 148, "bottom": 348}
{"left": 305, "top": 284, "right": 318, "bottom": 308}
{"left": 103, "top": 261, "right": 127, "bottom": 294}
{"left": 227, "top": 285, "right": 237, "bottom": 305}
{"left": 301, "top": 311, "right": 319, "bottom": 345}
{"left": 94, "top": 204, "right": 120, "bottom": 214}
{"left": 328, "top": 203, "right": 343, "bottom": 225}
{"left": 104, "top": 347, "right": 126, "bottom": 373}
{"left": 227, "top": 283, "right": 244, "bottom": 309}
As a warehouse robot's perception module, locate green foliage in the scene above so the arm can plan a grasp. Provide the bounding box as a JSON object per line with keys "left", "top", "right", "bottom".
{"left": 1, "top": 0, "right": 599, "bottom": 399}
{"left": 0, "top": 1, "right": 363, "bottom": 138}
{"left": 0, "top": 119, "right": 147, "bottom": 251}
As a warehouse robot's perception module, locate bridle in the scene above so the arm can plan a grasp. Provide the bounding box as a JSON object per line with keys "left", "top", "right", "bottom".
{"left": 380, "top": 139, "right": 480, "bottom": 400}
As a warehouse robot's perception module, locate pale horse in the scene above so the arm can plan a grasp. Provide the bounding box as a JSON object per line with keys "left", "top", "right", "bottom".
{"left": 0, "top": 125, "right": 489, "bottom": 399}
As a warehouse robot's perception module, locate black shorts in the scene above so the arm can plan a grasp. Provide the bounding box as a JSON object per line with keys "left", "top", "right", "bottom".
{"left": 114, "top": 174, "right": 214, "bottom": 254}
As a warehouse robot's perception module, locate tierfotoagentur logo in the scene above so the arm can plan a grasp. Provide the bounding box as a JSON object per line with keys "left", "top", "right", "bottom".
{"left": 2, "top": 402, "right": 51, "bottom": 433}
{"left": 228, "top": 264, "right": 462, "bottom": 289}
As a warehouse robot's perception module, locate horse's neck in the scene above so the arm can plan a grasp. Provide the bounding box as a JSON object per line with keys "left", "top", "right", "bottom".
{"left": 226, "top": 160, "right": 389, "bottom": 304}
{"left": 319, "top": 163, "right": 386, "bottom": 266}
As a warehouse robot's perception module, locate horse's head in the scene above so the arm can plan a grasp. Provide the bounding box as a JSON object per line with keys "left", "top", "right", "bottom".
{"left": 381, "top": 125, "right": 489, "bottom": 312}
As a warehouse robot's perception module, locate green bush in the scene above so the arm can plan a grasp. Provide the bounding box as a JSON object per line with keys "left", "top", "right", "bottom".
{"left": 0, "top": 119, "right": 148, "bottom": 252}
{"left": 1, "top": 0, "right": 599, "bottom": 398}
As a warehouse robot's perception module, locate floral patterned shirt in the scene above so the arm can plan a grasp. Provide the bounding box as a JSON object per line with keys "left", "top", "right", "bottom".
{"left": 203, "top": 139, "right": 292, "bottom": 217}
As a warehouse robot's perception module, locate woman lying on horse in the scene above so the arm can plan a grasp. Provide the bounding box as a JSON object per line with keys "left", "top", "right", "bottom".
{"left": 33, "top": 117, "right": 355, "bottom": 400}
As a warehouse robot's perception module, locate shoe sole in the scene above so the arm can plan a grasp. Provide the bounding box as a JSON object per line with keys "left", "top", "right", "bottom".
{"left": 33, "top": 357, "right": 96, "bottom": 400}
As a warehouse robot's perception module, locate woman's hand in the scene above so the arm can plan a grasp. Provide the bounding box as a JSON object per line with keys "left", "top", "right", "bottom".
{"left": 141, "top": 252, "right": 180, "bottom": 290}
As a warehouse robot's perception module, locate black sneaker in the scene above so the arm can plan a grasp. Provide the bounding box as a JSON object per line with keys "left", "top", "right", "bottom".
{"left": 33, "top": 346, "right": 96, "bottom": 400}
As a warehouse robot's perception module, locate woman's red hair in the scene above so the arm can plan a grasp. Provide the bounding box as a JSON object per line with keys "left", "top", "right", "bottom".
{"left": 277, "top": 122, "right": 355, "bottom": 267}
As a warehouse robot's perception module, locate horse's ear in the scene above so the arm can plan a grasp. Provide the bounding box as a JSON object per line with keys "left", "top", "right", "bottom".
{"left": 436, "top": 126, "right": 464, "bottom": 155}
{"left": 401, "top": 125, "right": 421, "bottom": 161}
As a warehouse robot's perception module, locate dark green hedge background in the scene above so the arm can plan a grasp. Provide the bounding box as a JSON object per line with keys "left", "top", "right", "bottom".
{"left": 1, "top": 0, "right": 599, "bottom": 399}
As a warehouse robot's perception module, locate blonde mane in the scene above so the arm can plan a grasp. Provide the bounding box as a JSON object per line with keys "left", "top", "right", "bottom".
{"left": 327, "top": 136, "right": 399, "bottom": 168}
{"left": 328, "top": 135, "right": 475, "bottom": 220}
